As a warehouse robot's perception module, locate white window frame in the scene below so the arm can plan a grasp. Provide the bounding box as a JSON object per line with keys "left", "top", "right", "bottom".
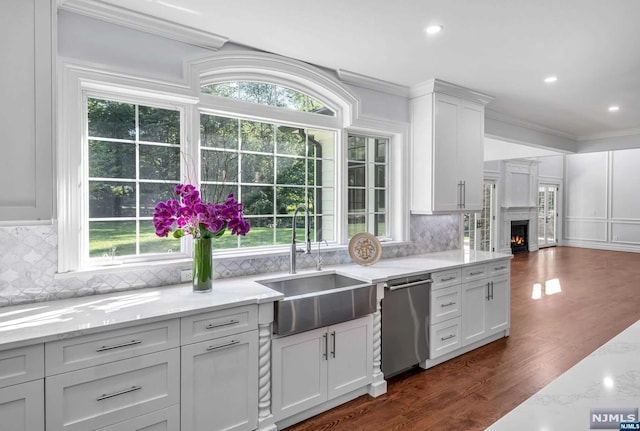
{"left": 58, "top": 53, "right": 409, "bottom": 273}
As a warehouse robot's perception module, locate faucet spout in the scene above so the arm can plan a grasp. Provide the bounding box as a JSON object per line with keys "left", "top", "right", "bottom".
{"left": 290, "top": 204, "right": 311, "bottom": 274}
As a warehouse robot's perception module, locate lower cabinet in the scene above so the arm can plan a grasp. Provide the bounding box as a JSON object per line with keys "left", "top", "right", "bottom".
{"left": 271, "top": 315, "right": 373, "bottom": 421}
{"left": 0, "top": 379, "right": 44, "bottom": 431}
{"left": 96, "top": 405, "right": 180, "bottom": 431}
{"left": 462, "top": 273, "right": 510, "bottom": 346}
{"left": 181, "top": 330, "right": 258, "bottom": 431}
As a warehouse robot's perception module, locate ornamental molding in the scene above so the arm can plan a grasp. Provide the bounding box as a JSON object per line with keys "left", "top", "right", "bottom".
{"left": 337, "top": 69, "right": 409, "bottom": 98}
{"left": 409, "top": 78, "right": 494, "bottom": 106}
{"left": 58, "top": 0, "right": 228, "bottom": 50}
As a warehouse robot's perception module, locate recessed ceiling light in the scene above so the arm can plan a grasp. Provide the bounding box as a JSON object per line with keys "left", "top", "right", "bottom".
{"left": 426, "top": 25, "right": 443, "bottom": 35}
{"left": 608, "top": 105, "right": 620, "bottom": 112}
{"left": 544, "top": 76, "right": 558, "bottom": 83}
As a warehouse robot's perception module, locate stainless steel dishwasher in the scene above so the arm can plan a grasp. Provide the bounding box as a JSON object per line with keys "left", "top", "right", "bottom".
{"left": 381, "top": 272, "right": 433, "bottom": 377}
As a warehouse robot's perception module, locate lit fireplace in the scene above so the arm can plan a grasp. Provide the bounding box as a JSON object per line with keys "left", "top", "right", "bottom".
{"left": 510, "top": 220, "right": 529, "bottom": 253}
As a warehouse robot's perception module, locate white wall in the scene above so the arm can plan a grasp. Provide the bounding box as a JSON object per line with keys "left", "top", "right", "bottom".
{"left": 564, "top": 149, "right": 640, "bottom": 252}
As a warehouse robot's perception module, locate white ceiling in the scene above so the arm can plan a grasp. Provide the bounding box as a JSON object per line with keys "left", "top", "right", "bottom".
{"left": 65, "top": 0, "right": 640, "bottom": 140}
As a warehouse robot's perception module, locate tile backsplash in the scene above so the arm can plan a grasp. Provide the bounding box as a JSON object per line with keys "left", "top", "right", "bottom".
{"left": 0, "top": 214, "right": 459, "bottom": 307}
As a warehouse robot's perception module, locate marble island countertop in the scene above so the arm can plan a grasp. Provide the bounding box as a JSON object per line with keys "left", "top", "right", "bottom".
{"left": 0, "top": 249, "right": 511, "bottom": 351}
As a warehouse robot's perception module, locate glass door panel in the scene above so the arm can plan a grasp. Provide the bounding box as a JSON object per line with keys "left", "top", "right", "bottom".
{"left": 538, "top": 185, "right": 557, "bottom": 247}
{"left": 464, "top": 182, "right": 494, "bottom": 251}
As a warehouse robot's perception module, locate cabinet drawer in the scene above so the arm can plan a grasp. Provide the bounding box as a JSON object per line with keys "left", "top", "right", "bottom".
{"left": 431, "top": 269, "right": 461, "bottom": 289}
{"left": 45, "top": 319, "right": 179, "bottom": 375}
{"left": 430, "top": 317, "right": 461, "bottom": 359}
{"left": 0, "top": 379, "right": 44, "bottom": 431}
{"left": 45, "top": 349, "right": 180, "bottom": 431}
{"left": 430, "top": 284, "right": 461, "bottom": 324}
{"left": 0, "top": 344, "right": 44, "bottom": 388}
{"left": 96, "top": 405, "right": 179, "bottom": 431}
{"left": 181, "top": 305, "right": 258, "bottom": 344}
{"left": 488, "top": 260, "right": 510, "bottom": 277}
{"left": 462, "top": 264, "right": 488, "bottom": 282}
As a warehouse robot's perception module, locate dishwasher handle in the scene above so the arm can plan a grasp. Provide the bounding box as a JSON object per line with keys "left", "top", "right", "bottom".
{"left": 386, "top": 278, "right": 433, "bottom": 291}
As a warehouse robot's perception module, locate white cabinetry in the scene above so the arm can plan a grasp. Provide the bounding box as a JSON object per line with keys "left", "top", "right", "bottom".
{"left": 181, "top": 306, "right": 259, "bottom": 431}
{"left": 410, "top": 80, "right": 492, "bottom": 214}
{"left": 461, "top": 261, "right": 511, "bottom": 346}
{"left": 0, "top": 0, "right": 53, "bottom": 221}
{"left": 429, "top": 269, "right": 462, "bottom": 358}
{"left": 271, "top": 315, "right": 373, "bottom": 422}
{"left": 0, "top": 345, "right": 45, "bottom": 431}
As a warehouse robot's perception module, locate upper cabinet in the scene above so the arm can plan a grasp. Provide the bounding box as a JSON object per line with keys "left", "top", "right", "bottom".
{"left": 0, "top": 0, "right": 54, "bottom": 222}
{"left": 410, "top": 79, "right": 493, "bottom": 214}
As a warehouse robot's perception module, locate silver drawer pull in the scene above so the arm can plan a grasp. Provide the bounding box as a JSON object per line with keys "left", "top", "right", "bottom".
{"left": 96, "top": 339, "right": 142, "bottom": 352}
{"left": 206, "top": 340, "right": 239, "bottom": 351}
{"left": 494, "top": 266, "right": 506, "bottom": 270}
{"left": 469, "top": 271, "right": 484, "bottom": 276}
{"left": 206, "top": 319, "right": 239, "bottom": 329}
{"left": 440, "top": 301, "right": 456, "bottom": 307}
{"left": 440, "top": 334, "right": 455, "bottom": 341}
{"left": 97, "top": 385, "right": 141, "bottom": 401}
{"left": 440, "top": 276, "right": 456, "bottom": 282}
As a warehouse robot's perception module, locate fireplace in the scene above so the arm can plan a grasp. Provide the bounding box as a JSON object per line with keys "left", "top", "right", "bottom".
{"left": 511, "top": 220, "right": 529, "bottom": 253}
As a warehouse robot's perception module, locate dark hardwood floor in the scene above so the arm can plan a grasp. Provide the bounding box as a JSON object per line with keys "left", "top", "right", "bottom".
{"left": 283, "top": 247, "right": 640, "bottom": 431}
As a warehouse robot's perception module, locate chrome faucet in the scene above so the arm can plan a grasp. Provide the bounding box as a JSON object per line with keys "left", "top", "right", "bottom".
{"left": 290, "top": 204, "right": 311, "bottom": 274}
{"left": 316, "top": 239, "right": 328, "bottom": 271}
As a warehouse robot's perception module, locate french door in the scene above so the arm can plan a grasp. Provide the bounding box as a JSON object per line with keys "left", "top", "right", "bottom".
{"left": 538, "top": 184, "right": 558, "bottom": 247}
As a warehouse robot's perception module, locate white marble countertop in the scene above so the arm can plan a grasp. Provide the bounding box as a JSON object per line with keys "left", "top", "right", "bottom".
{"left": 486, "top": 319, "right": 640, "bottom": 430}
{"left": 0, "top": 249, "right": 511, "bottom": 351}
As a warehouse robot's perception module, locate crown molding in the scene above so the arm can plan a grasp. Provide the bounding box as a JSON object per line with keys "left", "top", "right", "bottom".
{"left": 58, "top": 0, "right": 228, "bottom": 50}
{"left": 485, "top": 108, "right": 578, "bottom": 141}
{"left": 409, "top": 78, "right": 494, "bottom": 105}
{"left": 578, "top": 127, "right": 640, "bottom": 141}
{"left": 336, "top": 69, "right": 409, "bottom": 97}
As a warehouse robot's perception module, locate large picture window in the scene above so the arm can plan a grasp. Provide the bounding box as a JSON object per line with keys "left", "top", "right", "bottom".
{"left": 86, "top": 97, "right": 182, "bottom": 260}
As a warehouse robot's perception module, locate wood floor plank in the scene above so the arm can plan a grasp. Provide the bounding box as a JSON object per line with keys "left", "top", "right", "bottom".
{"left": 283, "top": 247, "right": 640, "bottom": 431}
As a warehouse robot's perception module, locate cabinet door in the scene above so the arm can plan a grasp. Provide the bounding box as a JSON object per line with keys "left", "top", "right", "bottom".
{"left": 181, "top": 330, "right": 258, "bottom": 431}
{"left": 96, "top": 405, "right": 179, "bottom": 431}
{"left": 327, "top": 316, "right": 373, "bottom": 400}
{"left": 461, "top": 280, "right": 489, "bottom": 346}
{"left": 432, "top": 93, "right": 461, "bottom": 212}
{"left": 0, "top": 380, "right": 44, "bottom": 431}
{"left": 487, "top": 275, "right": 510, "bottom": 335}
{"left": 457, "top": 100, "right": 484, "bottom": 211}
{"left": 271, "top": 328, "right": 327, "bottom": 421}
{"left": 0, "top": 0, "right": 53, "bottom": 221}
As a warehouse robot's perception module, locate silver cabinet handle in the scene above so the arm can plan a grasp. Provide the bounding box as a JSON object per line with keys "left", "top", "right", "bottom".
{"left": 490, "top": 281, "right": 494, "bottom": 300}
{"left": 323, "top": 333, "right": 328, "bottom": 360}
{"left": 331, "top": 331, "right": 336, "bottom": 358}
{"left": 462, "top": 181, "right": 466, "bottom": 208}
{"left": 206, "top": 340, "right": 239, "bottom": 351}
{"left": 494, "top": 265, "right": 506, "bottom": 271}
{"left": 440, "top": 334, "right": 455, "bottom": 341}
{"left": 457, "top": 181, "right": 464, "bottom": 208}
{"left": 97, "top": 385, "right": 141, "bottom": 401}
{"left": 206, "top": 319, "right": 239, "bottom": 329}
{"left": 96, "top": 339, "right": 142, "bottom": 352}
{"left": 440, "top": 301, "right": 456, "bottom": 307}
{"left": 486, "top": 282, "right": 491, "bottom": 300}
{"left": 469, "top": 271, "right": 484, "bottom": 276}
{"left": 440, "top": 276, "right": 456, "bottom": 282}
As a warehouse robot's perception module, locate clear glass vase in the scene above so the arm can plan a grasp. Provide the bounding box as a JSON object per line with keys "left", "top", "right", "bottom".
{"left": 192, "top": 237, "right": 213, "bottom": 293}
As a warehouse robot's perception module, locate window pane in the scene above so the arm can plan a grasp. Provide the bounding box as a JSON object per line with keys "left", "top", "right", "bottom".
{"left": 375, "top": 190, "right": 386, "bottom": 212}
{"left": 140, "top": 222, "right": 180, "bottom": 254}
{"left": 244, "top": 217, "right": 276, "bottom": 247}
{"left": 89, "top": 220, "right": 136, "bottom": 258}
{"left": 348, "top": 215, "right": 366, "bottom": 237}
{"left": 89, "top": 141, "right": 135, "bottom": 179}
{"left": 138, "top": 106, "right": 180, "bottom": 144}
{"left": 375, "top": 214, "right": 386, "bottom": 237}
{"left": 139, "top": 182, "right": 176, "bottom": 217}
{"left": 240, "top": 82, "right": 276, "bottom": 106}
{"left": 375, "top": 139, "right": 386, "bottom": 163}
{"left": 348, "top": 189, "right": 366, "bottom": 212}
{"left": 276, "top": 156, "right": 305, "bottom": 185}
{"left": 89, "top": 181, "right": 136, "bottom": 218}
{"left": 242, "top": 154, "right": 274, "bottom": 183}
{"left": 202, "top": 149, "right": 239, "bottom": 183}
{"left": 348, "top": 162, "right": 366, "bottom": 187}
{"left": 347, "top": 136, "right": 366, "bottom": 161}
{"left": 243, "top": 186, "right": 274, "bottom": 215}
{"left": 375, "top": 165, "right": 386, "bottom": 187}
{"left": 88, "top": 98, "right": 135, "bottom": 140}
{"left": 201, "top": 82, "right": 239, "bottom": 98}
{"left": 139, "top": 145, "right": 180, "bottom": 180}
{"left": 201, "top": 114, "right": 238, "bottom": 149}
{"left": 310, "top": 129, "right": 334, "bottom": 159}
{"left": 200, "top": 183, "right": 237, "bottom": 205}
{"left": 276, "top": 186, "right": 306, "bottom": 213}
{"left": 276, "top": 125, "right": 306, "bottom": 156}
{"left": 241, "top": 120, "right": 274, "bottom": 153}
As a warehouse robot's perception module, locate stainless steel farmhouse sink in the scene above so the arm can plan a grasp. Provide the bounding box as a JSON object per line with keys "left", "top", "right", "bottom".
{"left": 257, "top": 272, "right": 376, "bottom": 336}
